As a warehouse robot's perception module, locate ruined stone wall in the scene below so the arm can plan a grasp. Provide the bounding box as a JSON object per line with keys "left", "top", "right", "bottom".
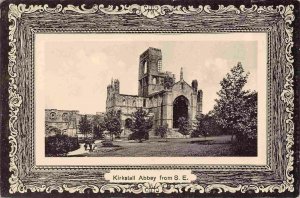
{"left": 45, "top": 109, "right": 80, "bottom": 137}
{"left": 45, "top": 110, "right": 105, "bottom": 137}
{"left": 105, "top": 80, "right": 201, "bottom": 130}
{"left": 105, "top": 48, "right": 203, "bottom": 133}
{"left": 147, "top": 93, "right": 164, "bottom": 128}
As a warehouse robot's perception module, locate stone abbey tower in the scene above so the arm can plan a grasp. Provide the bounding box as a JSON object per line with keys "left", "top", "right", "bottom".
{"left": 106, "top": 47, "right": 203, "bottom": 134}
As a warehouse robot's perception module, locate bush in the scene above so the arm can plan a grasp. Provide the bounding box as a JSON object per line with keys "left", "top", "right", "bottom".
{"left": 193, "top": 114, "right": 224, "bottom": 138}
{"left": 177, "top": 117, "right": 191, "bottom": 137}
{"left": 45, "top": 134, "right": 79, "bottom": 156}
{"left": 128, "top": 132, "right": 149, "bottom": 141}
{"left": 190, "top": 130, "right": 199, "bottom": 138}
{"left": 102, "top": 139, "right": 114, "bottom": 147}
{"left": 155, "top": 124, "right": 168, "bottom": 138}
{"left": 144, "top": 132, "right": 149, "bottom": 140}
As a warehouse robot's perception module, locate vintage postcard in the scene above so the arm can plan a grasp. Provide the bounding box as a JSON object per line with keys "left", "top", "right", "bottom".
{"left": 0, "top": 0, "right": 299, "bottom": 197}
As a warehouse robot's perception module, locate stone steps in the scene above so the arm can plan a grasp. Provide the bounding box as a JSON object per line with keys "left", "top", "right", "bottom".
{"left": 166, "top": 128, "right": 186, "bottom": 138}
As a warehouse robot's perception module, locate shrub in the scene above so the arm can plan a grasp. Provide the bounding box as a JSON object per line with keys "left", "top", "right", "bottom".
{"left": 102, "top": 139, "right": 114, "bottom": 147}
{"left": 155, "top": 124, "right": 168, "bottom": 138}
{"left": 144, "top": 132, "right": 149, "bottom": 140}
{"left": 190, "top": 130, "right": 199, "bottom": 138}
{"left": 177, "top": 117, "right": 191, "bottom": 138}
{"left": 128, "top": 133, "right": 135, "bottom": 140}
{"left": 128, "top": 132, "right": 149, "bottom": 141}
{"left": 192, "top": 114, "right": 223, "bottom": 138}
{"left": 45, "top": 134, "right": 79, "bottom": 156}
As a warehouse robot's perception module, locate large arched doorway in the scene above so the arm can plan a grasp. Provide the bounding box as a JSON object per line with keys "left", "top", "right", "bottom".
{"left": 124, "top": 118, "right": 133, "bottom": 129}
{"left": 124, "top": 118, "right": 133, "bottom": 136}
{"left": 173, "top": 95, "right": 189, "bottom": 128}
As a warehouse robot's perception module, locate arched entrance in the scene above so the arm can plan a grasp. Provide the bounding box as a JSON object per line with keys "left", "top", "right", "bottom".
{"left": 173, "top": 95, "right": 189, "bottom": 128}
{"left": 124, "top": 118, "right": 133, "bottom": 136}
{"left": 124, "top": 118, "right": 133, "bottom": 129}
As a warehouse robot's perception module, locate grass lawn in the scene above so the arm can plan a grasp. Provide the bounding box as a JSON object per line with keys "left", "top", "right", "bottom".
{"left": 77, "top": 135, "right": 250, "bottom": 157}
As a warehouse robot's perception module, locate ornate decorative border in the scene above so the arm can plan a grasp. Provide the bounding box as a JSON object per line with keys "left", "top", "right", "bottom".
{"left": 7, "top": 4, "right": 295, "bottom": 194}
{"left": 32, "top": 28, "right": 269, "bottom": 171}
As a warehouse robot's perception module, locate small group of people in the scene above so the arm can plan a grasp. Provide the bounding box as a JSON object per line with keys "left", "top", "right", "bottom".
{"left": 84, "top": 142, "right": 97, "bottom": 152}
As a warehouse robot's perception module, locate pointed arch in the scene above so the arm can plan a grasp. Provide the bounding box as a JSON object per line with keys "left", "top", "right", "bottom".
{"left": 173, "top": 95, "right": 189, "bottom": 128}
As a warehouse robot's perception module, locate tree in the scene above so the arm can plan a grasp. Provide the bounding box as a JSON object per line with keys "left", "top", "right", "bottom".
{"left": 93, "top": 123, "right": 106, "bottom": 139}
{"left": 204, "top": 115, "right": 222, "bottom": 136}
{"left": 236, "top": 91, "right": 257, "bottom": 141}
{"left": 192, "top": 113, "right": 223, "bottom": 138}
{"left": 177, "top": 117, "right": 191, "bottom": 138}
{"left": 234, "top": 91, "right": 258, "bottom": 155}
{"left": 130, "top": 108, "right": 153, "bottom": 142}
{"left": 213, "top": 62, "right": 250, "bottom": 141}
{"left": 192, "top": 114, "right": 207, "bottom": 139}
{"left": 79, "top": 115, "right": 91, "bottom": 141}
{"left": 155, "top": 123, "right": 168, "bottom": 139}
{"left": 104, "top": 110, "right": 122, "bottom": 141}
{"left": 92, "top": 115, "right": 106, "bottom": 139}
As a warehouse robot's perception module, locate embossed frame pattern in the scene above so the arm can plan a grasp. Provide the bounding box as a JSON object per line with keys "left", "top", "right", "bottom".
{"left": 1, "top": 1, "right": 297, "bottom": 195}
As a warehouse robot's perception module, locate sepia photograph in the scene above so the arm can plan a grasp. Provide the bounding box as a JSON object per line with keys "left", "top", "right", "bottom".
{"left": 40, "top": 34, "right": 261, "bottom": 158}
{"left": 1, "top": 1, "right": 298, "bottom": 196}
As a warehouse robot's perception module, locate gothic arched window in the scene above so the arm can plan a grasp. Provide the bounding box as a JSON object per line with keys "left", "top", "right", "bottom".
{"left": 125, "top": 118, "right": 133, "bottom": 129}
{"left": 50, "top": 112, "right": 56, "bottom": 120}
{"left": 158, "top": 60, "right": 162, "bottom": 71}
{"left": 62, "top": 113, "right": 68, "bottom": 121}
{"left": 152, "top": 77, "right": 157, "bottom": 84}
{"left": 144, "top": 61, "right": 148, "bottom": 74}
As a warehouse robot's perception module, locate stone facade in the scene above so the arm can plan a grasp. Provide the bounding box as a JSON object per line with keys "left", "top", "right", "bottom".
{"left": 46, "top": 47, "right": 203, "bottom": 138}
{"left": 106, "top": 47, "right": 203, "bottom": 132}
{"left": 45, "top": 109, "right": 80, "bottom": 137}
{"left": 45, "top": 109, "right": 103, "bottom": 137}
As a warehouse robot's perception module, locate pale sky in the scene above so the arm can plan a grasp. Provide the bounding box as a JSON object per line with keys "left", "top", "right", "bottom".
{"left": 40, "top": 33, "right": 262, "bottom": 114}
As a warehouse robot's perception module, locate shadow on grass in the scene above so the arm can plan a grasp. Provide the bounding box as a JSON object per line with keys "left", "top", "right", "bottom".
{"left": 231, "top": 140, "right": 257, "bottom": 156}
{"left": 67, "top": 154, "right": 87, "bottom": 157}
{"left": 189, "top": 140, "right": 213, "bottom": 145}
{"left": 189, "top": 140, "right": 230, "bottom": 145}
{"left": 127, "top": 140, "right": 151, "bottom": 143}
{"left": 157, "top": 140, "right": 168, "bottom": 142}
{"left": 102, "top": 144, "right": 121, "bottom": 148}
